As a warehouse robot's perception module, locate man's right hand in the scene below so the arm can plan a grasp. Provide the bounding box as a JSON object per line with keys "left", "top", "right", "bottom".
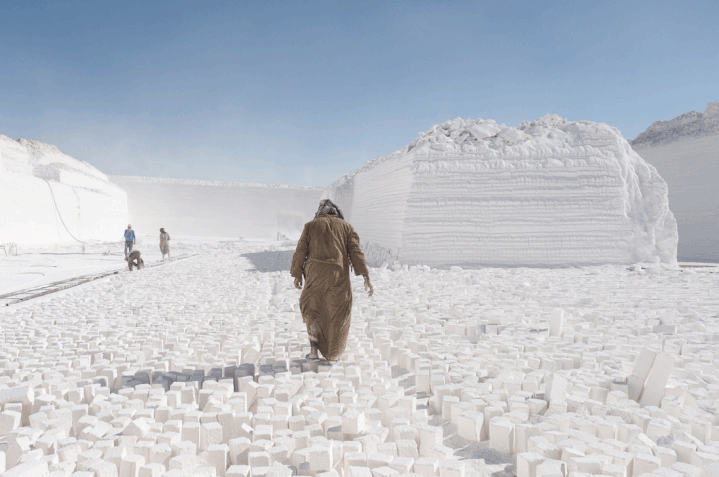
{"left": 364, "top": 274, "right": 374, "bottom": 298}
{"left": 294, "top": 276, "right": 303, "bottom": 290}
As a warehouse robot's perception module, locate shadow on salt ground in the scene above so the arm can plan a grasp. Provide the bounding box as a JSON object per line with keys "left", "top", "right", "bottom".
{"left": 242, "top": 250, "right": 294, "bottom": 272}
{"left": 438, "top": 419, "right": 517, "bottom": 477}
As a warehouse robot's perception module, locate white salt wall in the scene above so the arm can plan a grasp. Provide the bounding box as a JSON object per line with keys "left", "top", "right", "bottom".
{"left": 325, "top": 115, "right": 678, "bottom": 267}
{"left": 109, "top": 176, "right": 324, "bottom": 240}
{"left": 0, "top": 135, "right": 128, "bottom": 244}
{"left": 632, "top": 102, "right": 719, "bottom": 262}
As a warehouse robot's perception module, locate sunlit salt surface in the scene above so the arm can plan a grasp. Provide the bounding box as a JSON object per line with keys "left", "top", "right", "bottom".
{"left": 1, "top": 240, "right": 717, "bottom": 476}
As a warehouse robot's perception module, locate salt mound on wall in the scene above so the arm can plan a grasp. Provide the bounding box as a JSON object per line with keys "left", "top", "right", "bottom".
{"left": 324, "top": 114, "right": 678, "bottom": 267}
{"left": 0, "top": 135, "right": 128, "bottom": 244}
{"left": 109, "top": 176, "right": 324, "bottom": 241}
{"left": 632, "top": 101, "right": 719, "bottom": 262}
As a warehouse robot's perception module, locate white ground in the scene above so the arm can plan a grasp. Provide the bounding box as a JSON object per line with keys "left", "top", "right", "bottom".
{"left": 1, "top": 240, "right": 718, "bottom": 477}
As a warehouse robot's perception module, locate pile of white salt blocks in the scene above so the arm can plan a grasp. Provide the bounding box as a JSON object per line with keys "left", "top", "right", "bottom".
{"left": 0, "top": 244, "right": 717, "bottom": 477}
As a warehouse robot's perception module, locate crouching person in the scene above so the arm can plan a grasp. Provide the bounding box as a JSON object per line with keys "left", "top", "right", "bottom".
{"left": 127, "top": 250, "right": 144, "bottom": 271}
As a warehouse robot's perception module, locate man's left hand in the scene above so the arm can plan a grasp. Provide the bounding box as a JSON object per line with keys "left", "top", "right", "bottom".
{"left": 294, "top": 276, "right": 303, "bottom": 290}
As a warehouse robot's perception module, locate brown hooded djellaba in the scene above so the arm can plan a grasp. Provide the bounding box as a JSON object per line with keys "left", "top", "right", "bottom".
{"left": 290, "top": 213, "right": 369, "bottom": 361}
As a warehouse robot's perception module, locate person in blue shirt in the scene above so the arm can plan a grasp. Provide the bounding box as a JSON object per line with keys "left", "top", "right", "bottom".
{"left": 124, "top": 224, "right": 136, "bottom": 259}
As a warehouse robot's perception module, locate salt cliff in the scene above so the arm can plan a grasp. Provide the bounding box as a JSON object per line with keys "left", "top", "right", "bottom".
{"left": 632, "top": 101, "right": 719, "bottom": 262}
{"left": 0, "top": 135, "right": 128, "bottom": 244}
{"left": 324, "top": 114, "right": 678, "bottom": 267}
{"left": 109, "top": 176, "right": 324, "bottom": 240}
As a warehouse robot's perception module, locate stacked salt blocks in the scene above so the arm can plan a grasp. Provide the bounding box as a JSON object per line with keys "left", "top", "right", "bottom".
{"left": 0, "top": 245, "right": 717, "bottom": 477}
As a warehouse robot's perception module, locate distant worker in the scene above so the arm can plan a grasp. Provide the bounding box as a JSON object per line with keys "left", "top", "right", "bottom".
{"left": 291, "top": 199, "right": 373, "bottom": 365}
{"left": 127, "top": 250, "right": 144, "bottom": 271}
{"left": 124, "top": 224, "right": 136, "bottom": 259}
{"left": 160, "top": 228, "right": 171, "bottom": 261}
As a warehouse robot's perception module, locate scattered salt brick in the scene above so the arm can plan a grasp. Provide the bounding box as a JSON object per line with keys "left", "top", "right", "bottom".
{"left": 309, "top": 445, "right": 333, "bottom": 472}
{"left": 535, "top": 459, "right": 565, "bottom": 477}
{"left": 124, "top": 418, "right": 151, "bottom": 437}
{"left": 440, "top": 459, "right": 464, "bottom": 477}
{"left": 368, "top": 453, "right": 393, "bottom": 469}
{"left": 266, "top": 462, "right": 292, "bottom": 477}
{"left": 413, "top": 457, "right": 439, "bottom": 477}
{"left": 192, "top": 467, "right": 217, "bottom": 477}
{"left": 121, "top": 454, "right": 145, "bottom": 477}
{"left": 1, "top": 410, "right": 23, "bottom": 434}
{"left": 489, "top": 418, "right": 514, "bottom": 454}
{"left": 169, "top": 454, "right": 195, "bottom": 473}
{"left": 348, "top": 467, "right": 373, "bottom": 477}
{"left": 549, "top": 309, "right": 564, "bottom": 337}
{"left": 632, "top": 453, "right": 661, "bottom": 476}
{"left": 456, "top": 411, "right": 483, "bottom": 442}
{"left": 544, "top": 374, "right": 568, "bottom": 405}
{"left": 639, "top": 353, "right": 675, "bottom": 408}
{"left": 137, "top": 463, "right": 164, "bottom": 477}
{"left": 148, "top": 443, "right": 171, "bottom": 466}
{"left": 226, "top": 465, "right": 250, "bottom": 477}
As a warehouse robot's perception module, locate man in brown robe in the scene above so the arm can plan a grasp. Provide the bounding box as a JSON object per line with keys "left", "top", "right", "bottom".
{"left": 291, "top": 200, "right": 373, "bottom": 364}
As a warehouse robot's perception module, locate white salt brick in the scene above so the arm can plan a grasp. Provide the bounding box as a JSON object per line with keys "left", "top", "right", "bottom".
{"left": 169, "top": 454, "right": 196, "bottom": 473}
{"left": 121, "top": 454, "right": 146, "bottom": 477}
{"left": 549, "top": 309, "right": 564, "bottom": 337}
{"left": 149, "top": 443, "right": 171, "bottom": 466}
{"left": 440, "top": 459, "right": 464, "bottom": 477}
{"left": 309, "top": 445, "right": 333, "bottom": 472}
{"left": 389, "top": 457, "right": 413, "bottom": 474}
{"left": 266, "top": 461, "right": 292, "bottom": 477}
{"left": 456, "top": 411, "right": 483, "bottom": 442}
{"left": 544, "top": 375, "right": 567, "bottom": 404}
{"left": 138, "top": 463, "right": 164, "bottom": 477}
{"left": 348, "top": 467, "right": 373, "bottom": 477}
{"left": 639, "top": 353, "right": 675, "bottom": 407}
{"left": 632, "top": 453, "right": 661, "bottom": 476}
{"left": 396, "top": 440, "right": 418, "bottom": 459}
{"left": 535, "top": 459, "right": 565, "bottom": 477}
{"left": 517, "top": 452, "right": 545, "bottom": 477}
{"left": 226, "top": 465, "right": 250, "bottom": 477}
{"left": 489, "top": 418, "right": 514, "bottom": 454}
{"left": 1, "top": 410, "right": 23, "bottom": 434}
{"left": 413, "top": 457, "right": 439, "bottom": 477}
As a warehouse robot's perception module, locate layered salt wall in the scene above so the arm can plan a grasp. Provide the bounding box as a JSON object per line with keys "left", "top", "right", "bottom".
{"left": 632, "top": 101, "right": 719, "bottom": 262}
{"left": 109, "top": 176, "right": 324, "bottom": 241}
{"left": 324, "top": 114, "right": 678, "bottom": 267}
{"left": 0, "top": 135, "right": 128, "bottom": 245}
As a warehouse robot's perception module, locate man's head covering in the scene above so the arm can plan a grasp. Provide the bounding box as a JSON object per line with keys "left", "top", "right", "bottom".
{"left": 314, "top": 199, "right": 344, "bottom": 220}
{"left": 128, "top": 224, "right": 132, "bottom": 228}
{"left": 160, "top": 228, "right": 165, "bottom": 233}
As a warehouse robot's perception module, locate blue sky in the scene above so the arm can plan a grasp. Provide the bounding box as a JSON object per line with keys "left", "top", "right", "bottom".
{"left": 1, "top": 1, "right": 717, "bottom": 187}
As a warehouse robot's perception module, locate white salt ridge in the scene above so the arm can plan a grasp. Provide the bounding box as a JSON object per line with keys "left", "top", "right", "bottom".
{"left": 631, "top": 101, "right": 719, "bottom": 262}
{"left": 110, "top": 176, "right": 324, "bottom": 241}
{"left": 0, "top": 135, "right": 128, "bottom": 244}
{"left": 632, "top": 101, "right": 719, "bottom": 148}
{"left": 324, "top": 114, "right": 678, "bottom": 267}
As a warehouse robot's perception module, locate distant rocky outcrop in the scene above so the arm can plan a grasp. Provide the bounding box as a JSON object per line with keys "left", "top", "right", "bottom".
{"left": 632, "top": 101, "right": 719, "bottom": 148}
